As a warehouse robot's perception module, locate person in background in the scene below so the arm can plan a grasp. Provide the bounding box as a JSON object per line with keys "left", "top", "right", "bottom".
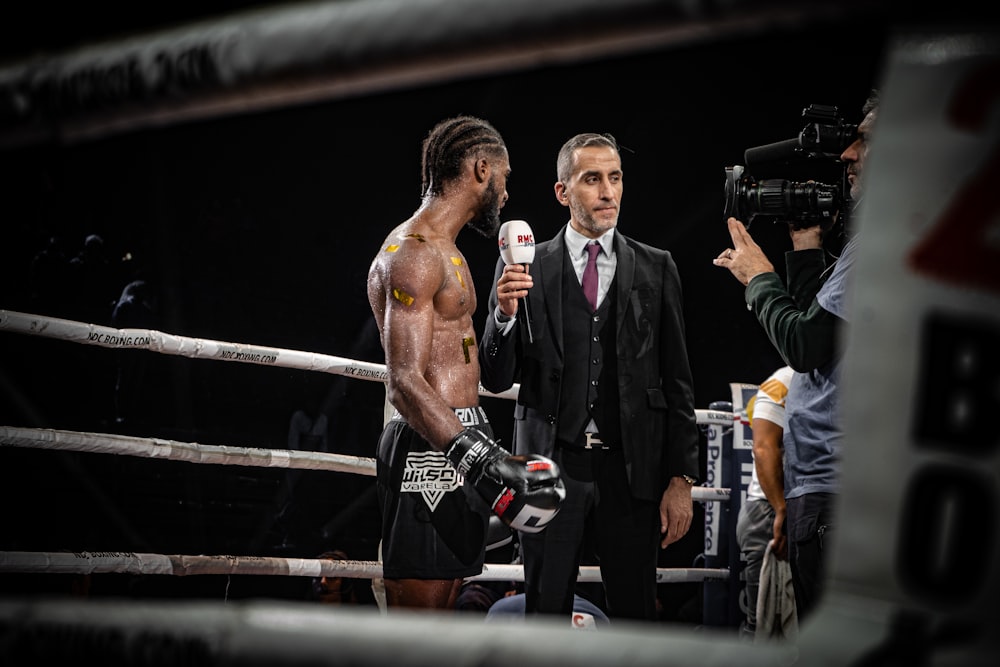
{"left": 110, "top": 278, "right": 160, "bottom": 430}
{"left": 485, "top": 590, "right": 610, "bottom": 630}
{"left": 309, "top": 549, "right": 374, "bottom": 605}
{"left": 736, "top": 365, "right": 793, "bottom": 639}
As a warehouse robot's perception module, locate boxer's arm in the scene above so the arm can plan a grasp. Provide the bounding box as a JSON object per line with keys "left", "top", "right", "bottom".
{"left": 377, "top": 243, "right": 464, "bottom": 448}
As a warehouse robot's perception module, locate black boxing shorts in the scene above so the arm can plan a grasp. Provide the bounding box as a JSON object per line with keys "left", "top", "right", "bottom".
{"left": 376, "top": 407, "right": 493, "bottom": 579}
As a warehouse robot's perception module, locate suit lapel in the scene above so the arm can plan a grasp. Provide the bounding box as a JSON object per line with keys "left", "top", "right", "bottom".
{"left": 613, "top": 232, "right": 635, "bottom": 336}
{"left": 538, "top": 226, "right": 567, "bottom": 359}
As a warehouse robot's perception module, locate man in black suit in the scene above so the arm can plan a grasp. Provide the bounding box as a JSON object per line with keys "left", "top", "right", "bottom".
{"left": 479, "top": 132, "right": 700, "bottom": 621}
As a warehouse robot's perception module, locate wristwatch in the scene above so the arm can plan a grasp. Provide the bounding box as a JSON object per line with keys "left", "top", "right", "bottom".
{"left": 680, "top": 475, "right": 698, "bottom": 486}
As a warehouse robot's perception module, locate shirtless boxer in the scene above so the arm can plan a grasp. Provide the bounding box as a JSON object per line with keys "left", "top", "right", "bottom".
{"left": 367, "top": 115, "right": 565, "bottom": 610}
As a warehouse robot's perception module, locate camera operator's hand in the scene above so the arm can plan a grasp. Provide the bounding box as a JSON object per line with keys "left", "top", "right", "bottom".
{"left": 714, "top": 217, "right": 776, "bottom": 286}
{"left": 789, "top": 224, "right": 824, "bottom": 251}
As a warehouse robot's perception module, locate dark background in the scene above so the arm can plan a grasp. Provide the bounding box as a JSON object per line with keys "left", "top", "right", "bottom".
{"left": 0, "top": 2, "right": 897, "bottom": 620}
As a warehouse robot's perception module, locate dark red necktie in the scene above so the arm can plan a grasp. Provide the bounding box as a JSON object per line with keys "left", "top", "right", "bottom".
{"left": 582, "top": 242, "right": 601, "bottom": 311}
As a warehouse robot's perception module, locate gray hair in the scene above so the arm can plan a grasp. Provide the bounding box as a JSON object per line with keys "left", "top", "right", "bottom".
{"left": 556, "top": 133, "right": 620, "bottom": 183}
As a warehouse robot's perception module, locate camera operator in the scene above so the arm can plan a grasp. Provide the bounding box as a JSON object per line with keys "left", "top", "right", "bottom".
{"left": 713, "top": 89, "right": 879, "bottom": 624}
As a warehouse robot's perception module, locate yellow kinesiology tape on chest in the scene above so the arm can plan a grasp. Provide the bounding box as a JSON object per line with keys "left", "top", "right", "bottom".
{"left": 451, "top": 256, "right": 465, "bottom": 288}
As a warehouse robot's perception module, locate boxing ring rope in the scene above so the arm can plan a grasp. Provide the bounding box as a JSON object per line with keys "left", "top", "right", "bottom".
{"left": 0, "top": 551, "right": 726, "bottom": 585}
{"left": 0, "top": 309, "right": 733, "bottom": 585}
{"left": 0, "top": 597, "right": 796, "bottom": 667}
{"left": 0, "top": 423, "right": 727, "bottom": 503}
{"left": 0, "top": 309, "right": 514, "bottom": 402}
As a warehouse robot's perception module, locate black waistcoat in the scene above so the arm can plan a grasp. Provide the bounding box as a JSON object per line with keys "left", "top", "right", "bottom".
{"left": 556, "top": 256, "right": 621, "bottom": 444}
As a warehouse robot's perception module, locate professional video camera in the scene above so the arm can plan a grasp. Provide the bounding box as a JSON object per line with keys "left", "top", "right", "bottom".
{"left": 724, "top": 104, "right": 857, "bottom": 229}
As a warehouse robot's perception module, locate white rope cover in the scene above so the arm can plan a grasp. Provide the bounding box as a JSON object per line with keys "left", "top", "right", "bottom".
{"left": 0, "top": 550, "right": 728, "bottom": 584}
{"left": 0, "top": 309, "right": 517, "bottom": 399}
{"left": 0, "top": 597, "right": 797, "bottom": 667}
{"left": 0, "top": 425, "right": 376, "bottom": 476}
{"left": 0, "top": 426, "right": 727, "bottom": 501}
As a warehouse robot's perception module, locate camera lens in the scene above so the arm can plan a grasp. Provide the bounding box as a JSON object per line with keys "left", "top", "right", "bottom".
{"left": 753, "top": 178, "right": 840, "bottom": 217}
{"left": 724, "top": 165, "right": 841, "bottom": 227}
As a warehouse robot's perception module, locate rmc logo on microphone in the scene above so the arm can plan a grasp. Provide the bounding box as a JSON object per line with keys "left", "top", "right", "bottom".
{"left": 498, "top": 231, "right": 535, "bottom": 253}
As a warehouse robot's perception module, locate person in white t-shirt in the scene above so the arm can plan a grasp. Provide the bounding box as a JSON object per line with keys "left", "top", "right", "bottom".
{"left": 736, "top": 365, "right": 793, "bottom": 638}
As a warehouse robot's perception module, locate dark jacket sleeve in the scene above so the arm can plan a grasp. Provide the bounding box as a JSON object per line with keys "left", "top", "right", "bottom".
{"left": 744, "top": 248, "right": 841, "bottom": 372}
{"left": 657, "top": 251, "right": 700, "bottom": 485}
{"left": 617, "top": 240, "right": 700, "bottom": 491}
{"left": 478, "top": 257, "right": 520, "bottom": 393}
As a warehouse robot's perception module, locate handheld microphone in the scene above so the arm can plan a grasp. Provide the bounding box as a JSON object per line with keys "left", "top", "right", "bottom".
{"left": 497, "top": 219, "right": 535, "bottom": 343}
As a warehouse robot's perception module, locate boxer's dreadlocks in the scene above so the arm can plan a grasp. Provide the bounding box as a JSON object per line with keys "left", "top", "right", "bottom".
{"left": 421, "top": 116, "right": 506, "bottom": 198}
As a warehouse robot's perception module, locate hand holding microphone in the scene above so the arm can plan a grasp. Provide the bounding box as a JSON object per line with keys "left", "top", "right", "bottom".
{"left": 497, "top": 219, "right": 535, "bottom": 343}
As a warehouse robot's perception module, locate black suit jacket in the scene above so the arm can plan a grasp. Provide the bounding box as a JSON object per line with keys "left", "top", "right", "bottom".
{"left": 479, "top": 225, "right": 700, "bottom": 502}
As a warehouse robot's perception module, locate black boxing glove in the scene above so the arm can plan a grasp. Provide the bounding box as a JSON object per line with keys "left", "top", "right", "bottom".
{"left": 445, "top": 428, "right": 565, "bottom": 533}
